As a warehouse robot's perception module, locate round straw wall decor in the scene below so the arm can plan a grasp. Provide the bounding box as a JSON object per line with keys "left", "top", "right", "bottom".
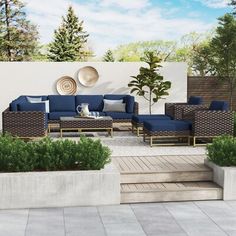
{"left": 78, "top": 66, "right": 99, "bottom": 87}
{"left": 56, "top": 76, "right": 77, "bottom": 95}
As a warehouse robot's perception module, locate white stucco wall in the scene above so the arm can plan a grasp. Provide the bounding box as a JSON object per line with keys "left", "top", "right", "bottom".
{"left": 0, "top": 62, "right": 187, "bottom": 129}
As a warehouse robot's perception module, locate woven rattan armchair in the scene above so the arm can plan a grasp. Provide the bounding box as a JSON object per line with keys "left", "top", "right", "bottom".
{"left": 190, "top": 110, "right": 234, "bottom": 146}
{"left": 2, "top": 108, "right": 47, "bottom": 138}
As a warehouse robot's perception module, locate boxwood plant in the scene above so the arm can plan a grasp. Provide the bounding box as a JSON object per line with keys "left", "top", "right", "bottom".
{"left": 0, "top": 134, "right": 111, "bottom": 172}
{"left": 207, "top": 135, "right": 236, "bottom": 167}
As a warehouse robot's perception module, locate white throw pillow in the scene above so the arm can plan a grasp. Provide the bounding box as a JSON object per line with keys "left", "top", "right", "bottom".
{"left": 27, "top": 96, "right": 42, "bottom": 102}
{"left": 103, "top": 102, "right": 126, "bottom": 112}
{"left": 103, "top": 99, "right": 123, "bottom": 104}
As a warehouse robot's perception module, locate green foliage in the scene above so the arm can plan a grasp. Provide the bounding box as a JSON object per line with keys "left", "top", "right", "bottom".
{"left": 207, "top": 136, "right": 236, "bottom": 166}
{"left": 113, "top": 40, "right": 177, "bottom": 62}
{"left": 230, "top": 0, "right": 236, "bottom": 15}
{"left": 47, "top": 6, "right": 91, "bottom": 62}
{"left": 208, "top": 14, "right": 236, "bottom": 109}
{"left": 128, "top": 51, "right": 171, "bottom": 114}
{"left": 0, "top": 134, "right": 111, "bottom": 172}
{"left": 0, "top": 0, "right": 39, "bottom": 61}
{"left": 103, "top": 49, "right": 115, "bottom": 62}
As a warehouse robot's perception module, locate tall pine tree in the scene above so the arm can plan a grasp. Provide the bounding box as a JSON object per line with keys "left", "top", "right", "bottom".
{"left": 0, "top": 0, "right": 39, "bottom": 61}
{"left": 103, "top": 49, "right": 115, "bottom": 62}
{"left": 48, "top": 6, "right": 90, "bottom": 61}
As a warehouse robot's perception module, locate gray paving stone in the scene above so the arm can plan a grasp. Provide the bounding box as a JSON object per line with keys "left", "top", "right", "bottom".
{"left": 25, "top": 208, "right": 64, "bottom": 236}
{"left": 131, "top": 203, "right": 187, "bottom": 235}
{"left": 164, "top": 202, "right": 227, "bottom": 236}
{"left": 105, "top": 222, "right": 146, "bottom": 236}
{"left": 98, "top": 205, "right": 138, "bottom": 225}
{"left": 0, "top": 209, "right": 28, "bottom": 236}
{"left": 64, "top": 206, "right": 106, "bottom": 236}
{"left": 195, "top": 201, "right": 236, "bottom": 233}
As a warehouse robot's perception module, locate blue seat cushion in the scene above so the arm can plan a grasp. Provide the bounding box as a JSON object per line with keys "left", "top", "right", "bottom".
{"left": 143, "top": 120, "right": 192, "bottom": 132}
{"left": 49, "top": 112, "right": 77, "bottom": 120}
{"left": 209, "top": 101, "right": 229, "bottom": 111}
{"left": 18, "top": 102, "right": 45, "bottom": 112}
{"left": 105, "top": 112, "right": 133, "bottom": 120}
{"left": 104, "top": 94, "right": 134, "bottom": 113}
{"left": 76, "top": 95, "right": 104, "bottom": 111}
{"left": 188, "top": 96, "right": 203, "bottom": 105}
{"left": 49, "top": 95, "right": 75, "bottom": 112}
{"left": 132, "top": 114, "right": 171, "bottom": 123}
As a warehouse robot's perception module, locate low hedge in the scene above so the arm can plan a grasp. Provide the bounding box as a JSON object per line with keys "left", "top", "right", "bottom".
{"left": 0, "top": 134, "right": 111, "bottom": 172}
{"left": 207, "top": 135, "right": 236, "bottom": 167}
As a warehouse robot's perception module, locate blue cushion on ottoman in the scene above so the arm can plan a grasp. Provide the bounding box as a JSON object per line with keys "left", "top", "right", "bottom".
{"left": 132, "top": 114, "right": 171, "bottom": 123}
{"left": 76, "top": 95, "right": 104, "bottom": 111}
{"left": 49, "top": 95, "right": 75, "bottom": 112}
{"left": 143, "top": 120, "right": 191, "bottom": 132}
{"left": 18, "top": 102, "right": 45, "bottom": 112}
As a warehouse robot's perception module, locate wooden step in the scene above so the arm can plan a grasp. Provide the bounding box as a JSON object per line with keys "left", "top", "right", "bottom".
{"left": 113, "top": 155, "right": 213, "bottom": 183}
{"left": 121, "top": 182, "right": 223, "bottom": 203}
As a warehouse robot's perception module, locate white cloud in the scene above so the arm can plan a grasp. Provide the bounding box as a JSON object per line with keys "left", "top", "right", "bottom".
{"left": 25, "top": 0, "right": 216, "bottom": 56}
{"left": 196, "top": 0, "right": 230, "bottom": 8}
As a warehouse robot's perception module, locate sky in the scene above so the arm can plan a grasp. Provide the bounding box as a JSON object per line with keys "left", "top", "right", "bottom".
{"left": 24, "top": 0, "right": 233, "bottom": 57}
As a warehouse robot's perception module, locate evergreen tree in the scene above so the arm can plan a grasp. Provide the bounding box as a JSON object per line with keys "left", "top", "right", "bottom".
{"left": 103, "top": 49, "right": 115, "bottom": 62}
{"left": 48, "top": 6, "right": 90, "bottom": 61}
{"left": 0, "top": 0, "right": 39, "bottom": 61}
{"left": 230, "top": 0, "right": 236, "bottom": 15}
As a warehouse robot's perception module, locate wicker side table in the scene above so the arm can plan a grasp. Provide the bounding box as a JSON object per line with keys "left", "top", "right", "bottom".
{"left": 60, "top": 116, "right": 113, "bottom": 137}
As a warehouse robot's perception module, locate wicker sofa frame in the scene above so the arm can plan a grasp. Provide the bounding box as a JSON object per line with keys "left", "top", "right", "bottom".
{"left": 3, "top": 102, "right": 139, "bottom": 137}
{"left": 2, "top": 108, "right": 47, "bottom": 138}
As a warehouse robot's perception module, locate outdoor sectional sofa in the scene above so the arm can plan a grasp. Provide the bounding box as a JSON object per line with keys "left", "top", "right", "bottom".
{"left": 2, "top": 94, "right": 138, "bottom": 138}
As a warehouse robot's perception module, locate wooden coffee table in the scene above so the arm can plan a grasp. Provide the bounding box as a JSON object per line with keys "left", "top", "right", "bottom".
{"left": 60, "top": 116, "right": 113, "bottom": 137}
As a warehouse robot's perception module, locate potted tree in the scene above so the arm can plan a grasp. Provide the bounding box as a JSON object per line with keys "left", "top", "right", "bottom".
{"left": 128, "top": 51, "right": 171, "bottom": 114}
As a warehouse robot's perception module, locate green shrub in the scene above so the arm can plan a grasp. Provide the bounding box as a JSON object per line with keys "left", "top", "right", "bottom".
{"left": 207, "top": 135, "right": 236, "bottom": 166}
{"left": 0, "top": 134, "right": 111, "bottom": 172}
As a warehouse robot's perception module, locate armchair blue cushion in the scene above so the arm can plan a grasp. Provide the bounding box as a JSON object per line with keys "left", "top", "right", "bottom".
{"left": 18, "top": 102, "right": 45, "bottom": 112}
{"left": 104, "top": 94, "right": 134, "bottom": 113}
{"left": 75, "top": 95, "right": 104, "bottom": 111}
{"left": 188, "top": 96, "right": 203, "bottom": 105}
{"left": 49, "top": 95, "right": 75, "bottom": 112}
{"left": 209, "top": 101, "right": 229, "bottom": 111}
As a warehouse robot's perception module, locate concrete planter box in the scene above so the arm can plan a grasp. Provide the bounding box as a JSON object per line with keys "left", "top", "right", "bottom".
{"left": 0, "top": 163, "right": 120, "bottom": 209}
{"left": 205, "top": 159, "right": 236, "bottom": 200}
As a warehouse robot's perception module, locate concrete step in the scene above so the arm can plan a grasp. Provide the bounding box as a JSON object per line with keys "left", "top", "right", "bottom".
{"left": 121, "top": 182, "right": 223, "bottom": 203}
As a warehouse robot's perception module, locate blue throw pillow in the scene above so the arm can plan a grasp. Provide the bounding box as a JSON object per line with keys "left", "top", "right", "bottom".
{"left": 209, "top": 101, "right": 229, "bottom": 111}
{"left": 18, "top": 102, "right": 45, "bottom": 112}
{"left": 188, "top": 96, "right": 203, "bottom": 105}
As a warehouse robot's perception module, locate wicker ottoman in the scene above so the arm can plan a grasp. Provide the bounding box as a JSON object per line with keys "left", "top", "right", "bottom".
{"left": 131, "top": 114, "right": 171, "bottom": 136}
{"left": 143, "top": 120, "right": 191, "bottom": 147}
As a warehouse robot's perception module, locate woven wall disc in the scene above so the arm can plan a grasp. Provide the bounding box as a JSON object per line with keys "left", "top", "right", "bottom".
{"left": 56, "top": 76, "right": 77, "bottom": 95}
{"left": 78, "top": 66, "right": 99, "bottom": 87}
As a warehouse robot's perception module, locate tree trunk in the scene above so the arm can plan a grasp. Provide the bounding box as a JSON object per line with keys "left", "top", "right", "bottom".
{"left": 4, "top": 0, "right": 12, "bottom": 61}
{"left": 149, "top": 89, "right": 152, "bottom": 115}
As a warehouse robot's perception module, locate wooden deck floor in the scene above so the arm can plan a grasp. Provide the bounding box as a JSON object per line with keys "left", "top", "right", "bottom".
{"left": 112, "top": 155, "right": 209, "bottom": 174}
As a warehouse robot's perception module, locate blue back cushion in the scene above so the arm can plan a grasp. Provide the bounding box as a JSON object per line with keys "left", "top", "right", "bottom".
{"left": 18, "top": 102, "right": 45, "bottom": 112}
{"left": 75, "top": 95, "right": 104, "bottom": 111}
{"left": 188, "top": 96, "right": 203, "bottom": 105}
{"left": 209, "top": 101, "right": 229, "bottom": 111}
{"left": 10, "top": 96, "right": 48, "bottom": 111}
{"left": 49, "top": 95, "right": 75, "bottom": 112}
{"left": 104, "top": 94, "right": 135, "bottom": 113}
